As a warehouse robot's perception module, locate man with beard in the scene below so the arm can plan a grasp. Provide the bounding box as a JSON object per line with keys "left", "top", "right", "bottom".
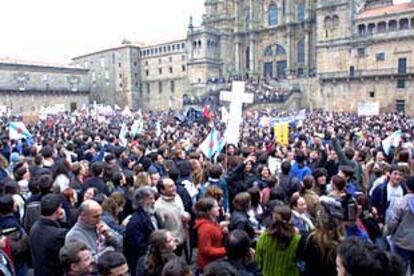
{"left": 123, "top": 187, "right": 158, "bottom": 271}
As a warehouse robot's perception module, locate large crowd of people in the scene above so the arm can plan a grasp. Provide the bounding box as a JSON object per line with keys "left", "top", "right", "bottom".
{"left": 0, "top": 108, "right": 412, "bottom": 276}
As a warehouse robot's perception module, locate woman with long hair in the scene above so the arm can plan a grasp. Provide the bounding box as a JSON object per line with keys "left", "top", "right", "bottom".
{"left": 301, "top": 208, "right": 344, "bottom": 276}
{"left": 52, "top": 159, "right": 72, "bottom": 193}
{"left": 194, "top": 197, "right": 227, "bottom": 270}
{"left": 229, "top": 192, "right": 256, "bottom": 239}
{"left": 136, "top": 229, "right": 178, "bottom": 276}
{"left": 256, "top": 205, "right": 301, "bottom": 276}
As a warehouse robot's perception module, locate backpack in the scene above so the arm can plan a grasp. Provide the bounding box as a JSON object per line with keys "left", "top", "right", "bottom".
{"left": 23, "top": 201, "right": 41, "bottom": 233}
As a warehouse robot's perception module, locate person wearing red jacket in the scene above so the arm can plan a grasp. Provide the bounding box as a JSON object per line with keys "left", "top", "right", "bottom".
{"left": 194, "top": 197, "right": 227, "bottom": 270}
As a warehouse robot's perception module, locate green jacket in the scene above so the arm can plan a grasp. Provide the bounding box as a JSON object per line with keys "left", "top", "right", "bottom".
{"left": 256, "top": 232, "right": 301, "bottom": 276}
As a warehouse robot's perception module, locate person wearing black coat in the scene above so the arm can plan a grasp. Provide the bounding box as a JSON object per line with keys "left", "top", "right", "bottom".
{"left": 29, "top": 194, "right": 67, "bottom": 276}
{"left": 124, "top": 187, "right": 158, "bottom": 271}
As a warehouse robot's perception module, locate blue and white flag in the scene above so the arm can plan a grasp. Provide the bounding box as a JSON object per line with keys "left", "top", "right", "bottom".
{"left": 9, "top": 122, "right": 32, "bottom": 140}
{"left": 382, "top": 130, "right": 402, "bottom": 155}
{"left": 119, "top": 123, "right": 128, "bottom": 146}
{"left": 199, "top": 128, "right": 226, "bottom": 159}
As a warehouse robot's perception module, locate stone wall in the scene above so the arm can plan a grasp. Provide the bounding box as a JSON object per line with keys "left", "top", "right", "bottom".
{"left": 0, "top": 92, "right": 89, "bottom": 113}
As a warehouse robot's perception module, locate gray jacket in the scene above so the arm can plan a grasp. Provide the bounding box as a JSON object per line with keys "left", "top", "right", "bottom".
{"left": 387, "top": 193, "right": 414, "bottom": 251}
{"left": 65, "top": 220, "right": 123, "bottom": 258}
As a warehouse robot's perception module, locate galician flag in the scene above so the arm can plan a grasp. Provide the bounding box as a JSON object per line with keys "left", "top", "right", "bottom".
{"left": 382, "top": 130, "right": 402, "bottom": 155}
{"left": 9, "top": 122, "right": 32, "bottom": 140}
{"left": 199, "top": 128, "right": 226, "bottom": 159}
{"left": 119, "top": 123, "right": 128, "bottom": 146}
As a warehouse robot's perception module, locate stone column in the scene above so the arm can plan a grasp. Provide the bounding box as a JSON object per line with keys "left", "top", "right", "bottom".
{"left": 234, "top": 0, "right": 241, "bottom": 76}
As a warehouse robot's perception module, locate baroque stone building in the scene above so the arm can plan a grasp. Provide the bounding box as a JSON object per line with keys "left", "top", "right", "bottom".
{"left": 0, "top": 58, "right": 90, "bottom": 113}
{"left": 72, "top": 0, "right": 414, "bottom": 114}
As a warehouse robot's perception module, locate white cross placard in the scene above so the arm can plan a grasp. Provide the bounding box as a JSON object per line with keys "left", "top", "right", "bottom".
{"left": 220, "top": 81, "right": 254, "bottom": 145}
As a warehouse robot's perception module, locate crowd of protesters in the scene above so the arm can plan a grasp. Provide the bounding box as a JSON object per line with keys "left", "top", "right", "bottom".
{"left": 0, "top": 108, "right": 412, "bottom": 276}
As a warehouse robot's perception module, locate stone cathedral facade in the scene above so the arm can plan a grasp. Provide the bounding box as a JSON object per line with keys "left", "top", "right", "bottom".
{"left": 72, "top": 0, "right": 414, "bottom": 114}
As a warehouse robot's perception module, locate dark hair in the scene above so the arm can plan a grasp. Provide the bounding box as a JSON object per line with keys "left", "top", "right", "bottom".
{"left": 38, "top": 174, "right": 54, "bottom": 195}
{"left": 59, "top": 241, "right": 88, "bottom": 273}
{"left": 232, "top": 192, "right": 251, "bottom": 211}
{"left": 41, "top": 194, "right": 62, "bottom": 216}
{"left": 91, "top": 161, "right": 105, "bottom": 177}
{"left": 247, "top": 187, "right": 261, "bottom": 208}
{"left": 41, "top": 145, "right": 54, "bottom": 158}
{"left": 344, "top": 147, "right": 355, "bottom": 160}
{"left": 290, "top": 193, "right": 302, "bottom": 209}
{"left": 52, "top": 159, "right": 71, "bottom": 180}
{"left": 161, "top": 258, "right": 191, "bottom": 276}
{"left": 203, "top": 260, "right": 238, "bottom": 276}
{"left": 312, "top": 168, "right": 327, "bottom": 181}
{"left": 303, "top": 175, "right": 315, "bottom": 190}
{"left": 332, "top": 175, "right": 346, "bottom": 192}
{"left": 281, "top": 161, "right": 291, "bottom": 174}
{"left": 194, "top": 197, "right": 216, "bottom": 220}
{"left": 224, "top": 230, "right": 251, "bottom": 260}
{"left": 97, "top": 251, "right": 127, "bottom": 276}
{"left": 145, "top": 230, "right": 172, "bottom": 274}
{"left": 266, "top": 175, "right": 278, "bottom": 189}
{"left": 339, "top": 165, "right": 354, "bottom": 179}
{"left": 337, "top": 237, "right": 403, "bottom": 276}
{"left": 209, "top": 165, "right": 223, "bottom": 179}
{"left": 406, "top": 175, "right": 414, "bottom": 192}
{"left": 267, "top": 205, "right": 295, "bottom": 250}
{"left": 0, "top": 195, "right": 14, "bottom": 215}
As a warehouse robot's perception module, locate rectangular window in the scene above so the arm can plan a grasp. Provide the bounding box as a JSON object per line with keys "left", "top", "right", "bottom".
{"left": 145, "top": 61, "right": 149, "bottom": 66}
{"left": 357, "top": 48, "right": 366, "bottom": 57}
{"left": 169, "top": 57, "right": 173, "bottom": 62}
{"left": 120, "top": 83, "right": 123, "bottom": 88}
{"left": 181, "top": 55, "right": 186, "bottom": 61}
{"left": 397, "top": 79, "right": 405, "bottom": 89}
{"left": 170, "top": 80, "right": 175, "bottom": 92}
{"left": 376, "top": 53, "right": 385, "bottom": 61}
{"left": 118, "top": 62, "right": 122, "bottom": 67}
{"left": 369, "top": 91, "right": 375, "bottom": 98}
{"left": 182, "top": 65, "right": 186, "bottom": 72}
{"left": 105, "top": 71, "right": 110, "bottom": 80}
{"left": 100, "top": 58, "right": 105, "bottom": 67}
{"left": 158, "top": 59, "right": 162, "bottom": 64}
{"left": 159, "top": 81, "right": 163, "bottom": 93}
{"left": 135, "top": 82, "right": 138, "bottom": 87}
{"left": 145, "top": 70, "right": 149, "bottom": 76}
{"left": 169, "top": 67, "right": 173, "bottom": 74}
{"left": 119, "top": 74, "right": 122, "bottom": 79}
{"left": 134, "top": 62, "right": 137, "bottom": 66}
{"left": 159, "top": 68, "right": 162, "bottom": 75}
{"left": 398, "top": 58, "right": 407, "bottom": 74}
{"left": 147, "top": 83, "right": 150, "bottom": 94}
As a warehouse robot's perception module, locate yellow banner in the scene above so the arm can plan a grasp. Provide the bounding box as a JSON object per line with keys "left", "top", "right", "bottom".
{"left": 274, "top": 123, "right": 289, "bottom": 145}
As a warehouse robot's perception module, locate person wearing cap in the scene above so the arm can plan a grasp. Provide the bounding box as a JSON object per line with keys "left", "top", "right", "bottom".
{"left": 29, "top": 193, "right": 67, "bottom": 276}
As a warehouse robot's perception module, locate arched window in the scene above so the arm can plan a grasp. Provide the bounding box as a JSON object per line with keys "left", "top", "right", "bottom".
{"left": 367, "top": 23, "right": 375, "bottom": 34}
{"left": 275, "top": 44, "right": 286, "bottom": 55}
{"left": 297, "top": 3, "right": 305, "bottom": 22}
{"left": 358, "top": 24, "right": 366, "bottom": 36}
{"left": 400, "top": 18, "right": 409, "bottom": 30}
{"left": 268, "top": 4, "right": 278, "bottom": 26}
{"left": 297, "top": 39, "right": 305, "bottom": 64}
{"left": 389, "top": 20, "right": 397, "bottom": 31}
{"left": 377, "top": 21, "right": 386, "bottom": 33}
{"left": 264, "top": 45, "right": 273, "bottom": 56}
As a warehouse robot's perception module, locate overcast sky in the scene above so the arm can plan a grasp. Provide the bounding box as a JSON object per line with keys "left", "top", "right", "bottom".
{"left": 0, "top": 0, "right": 205, "bottom": 63}
{"left": 0, "top": 0, "right": 410, "bottom": 64}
